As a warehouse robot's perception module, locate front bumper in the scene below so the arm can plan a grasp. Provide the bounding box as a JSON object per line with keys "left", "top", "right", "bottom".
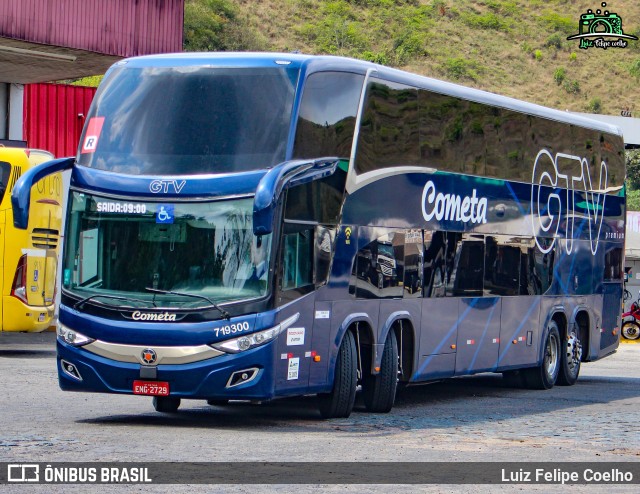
{"left": 2, "top": 296, "right": 55, "bottom": 332}
{"left": 57, "top": 338, "right": 277, "bottom": 401}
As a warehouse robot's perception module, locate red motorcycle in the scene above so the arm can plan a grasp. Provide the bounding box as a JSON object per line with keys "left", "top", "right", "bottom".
{"left": 622, "top": 289, "right": 640, "bottom": 340}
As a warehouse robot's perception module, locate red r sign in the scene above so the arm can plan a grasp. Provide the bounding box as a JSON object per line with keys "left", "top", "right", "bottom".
{"left": 81, "top": 117, "right": 105, "bottom": 153}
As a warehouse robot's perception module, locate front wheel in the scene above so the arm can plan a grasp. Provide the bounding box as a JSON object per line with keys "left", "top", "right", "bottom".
{"left": 557, "top": 327, "right": 582, "bottom": 386}
{"left": 317, "top": 331, "right": 357, "bottom": 419}
{"left": 522, "top": 322, "right": 560, "bottom": 390}
{"left": 362, "top": 330, "right": 398, "bottom": 413}
{"left": 622, "top": 321, "right": 640, "bottom": 340}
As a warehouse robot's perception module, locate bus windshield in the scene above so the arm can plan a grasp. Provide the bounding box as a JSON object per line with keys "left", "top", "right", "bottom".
{"left": 63, "top": 192, "right": 272, "bottom": 309}
{"left": 76, "top": 65, "right": 299, "bottom": 175}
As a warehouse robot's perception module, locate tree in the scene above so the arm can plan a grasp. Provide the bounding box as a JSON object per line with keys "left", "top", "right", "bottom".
{"left": 184, "top": 0, "right": 236, "bottom": 52}
{"left": 627, "top": 149, "right": 640, "bottom": 190}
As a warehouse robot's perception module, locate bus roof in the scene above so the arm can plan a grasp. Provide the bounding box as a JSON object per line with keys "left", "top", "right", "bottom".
{"left": 116, "top": 52, "right": 622, "bottom": 138}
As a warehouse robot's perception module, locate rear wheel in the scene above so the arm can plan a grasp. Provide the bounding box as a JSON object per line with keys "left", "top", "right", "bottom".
{"left": 622, "top": 321, "right": 640, "bottom": 340}
{"left": 153, "top": 396, "right": 181, "bottom": 413}
{"left": 557, "top": 327, "right": 582, "bottom": 386}
{"left": 522, "top": 322, "right": 560, "bottom": 390}
{"left": 363, "top": 330, "right": 398, "bottom": 413}
{"left": 318, "top": 331, "right": 357, "bottom": 419}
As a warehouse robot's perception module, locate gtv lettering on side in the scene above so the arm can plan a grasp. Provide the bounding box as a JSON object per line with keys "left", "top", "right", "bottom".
{"left": 421, "top": 180, "right": 488, "bottom": 224}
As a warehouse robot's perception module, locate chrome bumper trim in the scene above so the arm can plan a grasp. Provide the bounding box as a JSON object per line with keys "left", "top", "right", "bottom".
{"left": 84, "top": 340, "right": 224, "bottom": 365}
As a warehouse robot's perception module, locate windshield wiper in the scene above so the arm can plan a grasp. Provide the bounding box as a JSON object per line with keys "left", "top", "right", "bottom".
{"left": 74, "top": 294, "right": 156, "bottom": 310}
{"left": 145, "top": 287, "right": 231, "bottom": 320}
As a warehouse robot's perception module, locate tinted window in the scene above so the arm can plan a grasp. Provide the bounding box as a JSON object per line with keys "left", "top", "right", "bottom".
{"left": 78, "top": 66, "right": 298, "bottom": 175}
{"left": 533, "top": 238, "right": 555, "bottom": 294}
{"left": 293, "top": 72, "right": 363, "bottom": 160}
{"left": 355, "top": 84, "right": 624, "bottom": 188}
{"left": 283, "top": 167, "right": 347, "bottom": 225}
{"left": 604, "top": 246, "right": 623, "bottom": 281}
{"left": 423, "top": 231, "right": 447, "bottom": 298}
{"left": 353, "top": 232, "right": 404, "bottom": 299}
{"left": 315, "top": 226, "right": 335, "bottom": 287}
{"left": 447, "top": 233, "right": 484, "bottom": 297}
{"left": 403, "top": 229, "right": 423, "bottom": 298}
{"left": 282, "top": 229, "right": 313, "bottom": 290}
{"left": 355, "top": 79, "right": 420, "bottom": 174}
{"left": 0, "top": 161, "right": 11, "bottom": 202}
{"left": 519, "top": 239, "right": 542, "bottom": 295}
{"left": 484, "top": 236, "right": 520, "bottom": 296}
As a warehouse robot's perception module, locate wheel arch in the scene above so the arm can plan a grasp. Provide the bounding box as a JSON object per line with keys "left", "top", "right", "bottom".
{"left": 328, "top": 313, "right": 375, "bottom": 386}
{"left": 570, "top": 307, "right": 591, "bottom": 362}
{"left": 538, "top": 309, "right": 567, "bottom": 364}
{"left": 376, "top": 311, "right": 416, "bottom": 381}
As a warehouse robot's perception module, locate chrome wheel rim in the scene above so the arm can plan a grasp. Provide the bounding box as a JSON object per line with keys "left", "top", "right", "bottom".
{"left": 566, "top": 332, "right": 582, "bottom": 374}
{"left": 545, "top": 332, "right": 559, "bottom": 378}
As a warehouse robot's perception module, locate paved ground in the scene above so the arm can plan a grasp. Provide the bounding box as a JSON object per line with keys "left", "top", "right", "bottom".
{"left": 0, "top": 331, "right": 638, "bottom": 492}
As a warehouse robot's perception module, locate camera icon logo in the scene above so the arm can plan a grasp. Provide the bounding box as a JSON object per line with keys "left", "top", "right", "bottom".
{"left": 7, "top": 464, "right": 40, "bottom": 482}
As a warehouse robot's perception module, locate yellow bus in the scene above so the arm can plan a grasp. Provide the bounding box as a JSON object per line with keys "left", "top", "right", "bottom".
{"left": 0, "top": 147, "right": 62, "bottom": 332}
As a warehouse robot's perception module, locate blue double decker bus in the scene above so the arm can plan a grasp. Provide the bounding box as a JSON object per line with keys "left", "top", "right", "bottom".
{"left": 13, "top": 53, "right": 625, "bottom": 417}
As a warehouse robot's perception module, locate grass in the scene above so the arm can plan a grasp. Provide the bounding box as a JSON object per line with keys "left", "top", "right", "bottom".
{"left": 63, "top": 1, "right": 622, "bottom": 117}
{"left": 226, "top": 0, "right": 640, "bottom": 115}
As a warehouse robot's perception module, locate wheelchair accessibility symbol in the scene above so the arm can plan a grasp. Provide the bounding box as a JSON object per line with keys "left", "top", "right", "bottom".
{"left": 156, "top": 204, "right": 174, "bottom": 224}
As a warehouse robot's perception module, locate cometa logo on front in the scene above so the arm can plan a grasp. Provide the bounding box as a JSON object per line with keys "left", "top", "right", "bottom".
{"left": 132, "top": 311, "right": 177, "bottom": 322}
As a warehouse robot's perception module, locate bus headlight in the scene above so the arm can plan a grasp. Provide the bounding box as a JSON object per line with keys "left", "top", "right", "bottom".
{"left": 57, "top": 323, "right": 95, "bottom": 347}
{"left": 211, "top": 313, "right": 299, "bottom": 354}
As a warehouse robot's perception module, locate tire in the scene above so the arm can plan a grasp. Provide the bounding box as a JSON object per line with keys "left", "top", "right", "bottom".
{"left": 622, "top": 321, "right": 640, "bottom": 340}
{"left": 363, "top": 330, "right": 398, "bottom": 413}
{"left": 318, "top": 331, "right": 357, "bottom": 419}
{"left": 152, "top": 396, "right": 181, "bottom": 413}
{"left": 557, "top": 326, "right": 583, "bottom": 386}
{"left": 522, "top": 322, "right": 560, "bottom": 390}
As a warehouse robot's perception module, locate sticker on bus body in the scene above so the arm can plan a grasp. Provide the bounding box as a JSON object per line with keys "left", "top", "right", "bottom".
{"left": 156, "top": 204, "right": 174, "bottom": 224}
{"left": 286, "top": 327, "right": 305, "bottom": 346}
{"left": 81, "top": 117, "right": 105, "bottom": 154}
{"left": 287, "top": 358, "right": 299, "bottom": 380}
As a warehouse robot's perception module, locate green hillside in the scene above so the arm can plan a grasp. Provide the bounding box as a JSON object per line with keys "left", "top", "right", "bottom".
{"left": 184, "top": 0, "right": 640, "bottom": 115}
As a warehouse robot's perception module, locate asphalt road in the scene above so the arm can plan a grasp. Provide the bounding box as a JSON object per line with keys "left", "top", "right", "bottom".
{"left": 0, "top": 331, "right": 638, "bottom": 493}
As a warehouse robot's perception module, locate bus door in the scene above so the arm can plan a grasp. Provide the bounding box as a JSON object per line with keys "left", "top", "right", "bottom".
{"left": 0, "top": 160, "right": 10, "bottom": 325}
{"left": 600, "top": 244, "right": 624, "bottom": 355}
{"left": 274, "top": 224, "right": 316, "bottom": 393}
{"left": 25, "top": 172, "right": 62, "bottom": 311}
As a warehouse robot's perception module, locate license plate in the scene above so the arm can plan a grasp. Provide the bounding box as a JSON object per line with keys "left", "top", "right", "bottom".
{"left": 133, "top": 380, "right": 170, "bottom": 396}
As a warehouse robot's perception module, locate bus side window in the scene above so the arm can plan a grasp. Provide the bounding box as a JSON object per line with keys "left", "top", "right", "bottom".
{"left": 0, "top": 162, "right": 11, "bottom": 203}
{"left": 423, "top": 230, "right": 447, "bottom": 298}
{"left": 315, "top": 226, "right": 335, "bottom": 287}
{"left": 447, "top": 233, "right": 484, "bottom": 297}
{"left": 484, "top": 235, "right": 520, "bottom": 296}
{"left": 282, "top": 229, "right": 313, "bottom": 291}
{"left": 604, "top": 246, "right": 623, "bottom": 281}
{"left": 403, "top": 229, "right": 423, "bottom": 298}
{"left": 353, "top": 231, "right": 404, "bottom": 299}
{"left": 533, "top": 238, "right": 555, "bottom": 294}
